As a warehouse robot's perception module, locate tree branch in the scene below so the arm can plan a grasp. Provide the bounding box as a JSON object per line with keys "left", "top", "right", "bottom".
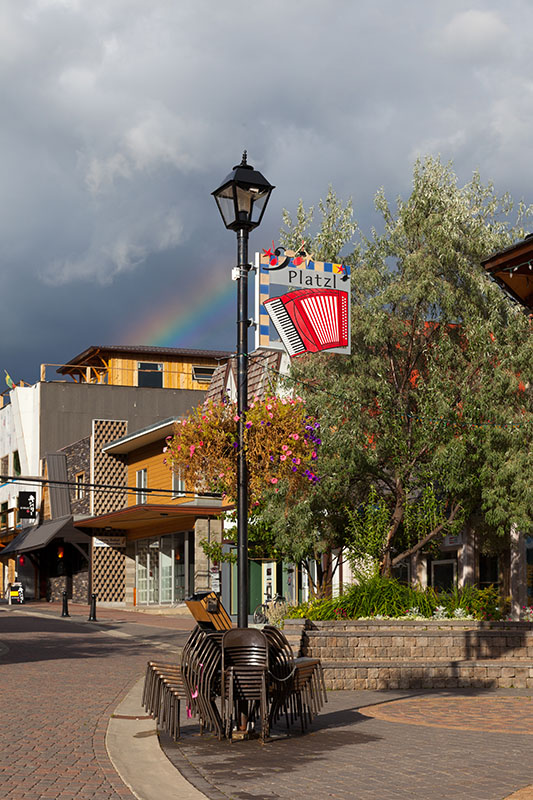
{"left": 391, "top": 500, "right": 462, "bottom": 566}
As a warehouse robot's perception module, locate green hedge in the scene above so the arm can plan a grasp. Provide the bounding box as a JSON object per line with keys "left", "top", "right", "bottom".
{"left": 285, "top": 577, "right": 503, "bottom": 621}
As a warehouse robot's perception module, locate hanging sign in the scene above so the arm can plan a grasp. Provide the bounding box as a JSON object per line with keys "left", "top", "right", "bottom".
{"left": 255, "top": 246, "right": 351, "bottom": 357}
{"left": 18, "top": 491, "right": 37, "bottom": 519}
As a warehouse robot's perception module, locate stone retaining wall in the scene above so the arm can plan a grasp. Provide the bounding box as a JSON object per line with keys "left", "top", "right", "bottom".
{"left": 283, "top": 619, "right": 533, "bottom": 689}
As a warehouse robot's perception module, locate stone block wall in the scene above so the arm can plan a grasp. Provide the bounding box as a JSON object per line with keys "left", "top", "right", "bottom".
{"left": 291, "top": 619, "right": 533, "bottom": 689}
{"left": 60, "top": 436, "right": 91, "bottom": 516}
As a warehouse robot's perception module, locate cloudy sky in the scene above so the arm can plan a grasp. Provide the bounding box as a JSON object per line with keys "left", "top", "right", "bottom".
{"left": 2, "top": 0, "right": 532, "bottom": 384}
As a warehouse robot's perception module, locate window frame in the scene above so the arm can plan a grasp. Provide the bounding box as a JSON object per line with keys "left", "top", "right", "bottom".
{"left": 137, "top": 362, "right": 163, "bottom": 388}
{"left": 75, "top": 471, "right": 85, "bottom": 500}
{"left": 172, "top": 471, "right": 186, "bottom": 498}
{"left": 136, "top": 468, "right": 148, "bottom": 505}
{"left": 192, "top": 365, "right": 216, "bottom": 384}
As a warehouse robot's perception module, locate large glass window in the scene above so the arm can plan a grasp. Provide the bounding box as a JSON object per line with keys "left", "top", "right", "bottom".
{"left": 135, "top": 533, "right": 194, "bottom": 605}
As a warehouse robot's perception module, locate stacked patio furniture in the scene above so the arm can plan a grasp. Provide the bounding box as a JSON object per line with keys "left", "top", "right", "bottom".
{"left": 142, "top": 660, "right": 186, "bottom": 740}
{"left": 141, "top": 591, "right": 326, "bottom": 742}
{"left": 221, "top": 627, "right": 271, "bottom": 742}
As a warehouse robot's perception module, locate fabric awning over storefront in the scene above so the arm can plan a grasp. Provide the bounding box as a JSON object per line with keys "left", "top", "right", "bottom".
{"left": 1, "top": 516, "right": 90, "bottom": 556}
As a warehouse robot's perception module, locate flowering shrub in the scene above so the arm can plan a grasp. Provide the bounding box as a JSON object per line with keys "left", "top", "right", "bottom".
{"left": 522, "top": 605, "right": 533, "bottom": 622}
{"left": 165, "top": 395, "right": 320, "bottom": 508}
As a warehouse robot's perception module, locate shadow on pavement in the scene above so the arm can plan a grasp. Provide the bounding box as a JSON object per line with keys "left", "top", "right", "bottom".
{"left": 0, "top": 611, "right": 188, "bottom": 665}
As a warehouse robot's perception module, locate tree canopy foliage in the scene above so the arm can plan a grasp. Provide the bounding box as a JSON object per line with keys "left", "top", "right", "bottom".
{"left": 264, "top": 157, "right": 533, "bottom": 577}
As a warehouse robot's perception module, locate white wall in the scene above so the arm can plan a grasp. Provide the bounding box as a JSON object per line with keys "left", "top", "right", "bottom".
{"left": 0, "top": 385, "right": 42, "bottom": 522}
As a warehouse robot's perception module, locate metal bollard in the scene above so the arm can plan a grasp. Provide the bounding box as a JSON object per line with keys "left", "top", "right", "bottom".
{"left": 88, "top": 593, "right": 97, "bottom": 621}
{"left": 61, "top": 590, "right": 70, "bottom": 618}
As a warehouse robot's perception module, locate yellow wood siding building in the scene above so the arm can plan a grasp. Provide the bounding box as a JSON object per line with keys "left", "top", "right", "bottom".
{"left": 56, "top": 345, "right": 232, "bottom": 390}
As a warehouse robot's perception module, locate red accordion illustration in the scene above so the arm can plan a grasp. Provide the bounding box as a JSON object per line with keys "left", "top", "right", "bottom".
{"left": 263, "top": 288, "right": 349, "bottom": 357}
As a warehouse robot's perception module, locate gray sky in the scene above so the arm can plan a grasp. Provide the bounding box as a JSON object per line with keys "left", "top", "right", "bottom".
{"left": 2, "top": 0, "right": 532, "bottom": 384}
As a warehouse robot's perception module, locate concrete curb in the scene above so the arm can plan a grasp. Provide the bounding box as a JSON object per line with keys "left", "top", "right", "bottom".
{"left": 106, "top": 676, "right": 207, "bottom": 800}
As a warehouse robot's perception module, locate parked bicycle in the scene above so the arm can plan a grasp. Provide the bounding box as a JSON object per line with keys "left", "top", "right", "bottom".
{"left": 253, "top": 591, "right": 286, "bottom": 625}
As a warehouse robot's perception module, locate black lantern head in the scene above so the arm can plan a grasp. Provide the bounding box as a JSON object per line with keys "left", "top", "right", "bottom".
{"left": 212, "top": 151, "right": 274, "bottom": 231}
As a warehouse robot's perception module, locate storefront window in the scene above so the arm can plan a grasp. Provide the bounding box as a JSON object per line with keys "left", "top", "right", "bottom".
{"left": 135, "top": 532, "right": 194, "bottom": 605}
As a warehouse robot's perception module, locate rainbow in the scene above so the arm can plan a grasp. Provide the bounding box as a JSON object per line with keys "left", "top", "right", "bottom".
{"left": 123, "top": 264, "right": 236, "bottom": 349}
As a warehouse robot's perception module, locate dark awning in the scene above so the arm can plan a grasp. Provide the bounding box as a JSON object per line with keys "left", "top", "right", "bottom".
{"left": 1, "top": 516, "right": 90, "bottom": 556}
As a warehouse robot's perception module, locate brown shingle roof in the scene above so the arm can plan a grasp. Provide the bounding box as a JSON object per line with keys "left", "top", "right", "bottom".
{"left": 204, "top": 350, "right": 285, "bottom": 404}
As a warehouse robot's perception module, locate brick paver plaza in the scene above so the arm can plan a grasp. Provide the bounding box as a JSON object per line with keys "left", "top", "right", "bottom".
{"left": 1, "top": 604, "right": 532, "bottom": 799}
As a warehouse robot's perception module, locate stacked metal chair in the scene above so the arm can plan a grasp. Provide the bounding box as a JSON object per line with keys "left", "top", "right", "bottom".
{"left": 142, "top": 660, "right": 186, "bottom": 740}
{"left": 221, "top": 628, "right": 270, "bottom": 742}
{"left": 263, "top": 625, "right": 327, "bottom": 734}
{"left": 290, "top": 655, "right": 327, "bottom": 732}
{"left": 263, "top": 625, "right": 297, "bottom": 729}
{"left": 180, "top": 625, "right": 224, "bottom": 738}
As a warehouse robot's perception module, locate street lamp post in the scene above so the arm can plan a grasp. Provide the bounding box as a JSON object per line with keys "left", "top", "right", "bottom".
{"left": 212, "top": 153, "right": 274, "bottom": 628}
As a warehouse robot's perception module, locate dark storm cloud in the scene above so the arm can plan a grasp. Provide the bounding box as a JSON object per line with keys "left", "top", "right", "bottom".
{"left": 1, "top": 1, "right": 532, "bottom": 381}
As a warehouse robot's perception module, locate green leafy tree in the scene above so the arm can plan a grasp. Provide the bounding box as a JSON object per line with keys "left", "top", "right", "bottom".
{"left": 274, "top": 157, "right": 533, "bottom": 576}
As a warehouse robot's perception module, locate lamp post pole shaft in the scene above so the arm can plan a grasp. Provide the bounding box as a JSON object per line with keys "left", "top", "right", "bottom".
{"left": 236, "top": 227, "right": 249, "bottom": 628}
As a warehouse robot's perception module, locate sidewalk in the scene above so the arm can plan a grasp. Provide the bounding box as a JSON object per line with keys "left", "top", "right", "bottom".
{"left": 1, "top": 603, "right": 532, "bottom": 800}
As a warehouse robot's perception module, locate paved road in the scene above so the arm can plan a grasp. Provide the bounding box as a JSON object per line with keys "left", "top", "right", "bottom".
{"left": 0, "top": 604, "right": 191, "bottom": 800}
{"left": 2, "top": 603, "right": 533, "bottom": 800}
{"left": 161, "top": 688, "right": 533, "bottom": 800}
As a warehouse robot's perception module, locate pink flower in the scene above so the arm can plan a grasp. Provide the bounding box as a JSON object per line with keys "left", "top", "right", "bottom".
{"left": 266, "top": 404, "right": 272, "bottom": 410}
{"left": 282, "top": 445, "right": 289, "bottom": 451}
{"left": 292, "top": 458, "right": 301, "bottom": 465}
{"left": 268, "top": 412, "right": 273, "bottom": 418}
{"left": 234, "top": 415, "right": 240, "bottom": 422}
{"left": 176, "top": 444, "right": 181, "bottom": 451}
{"left": 218, "top": 472, "right": 225, "bottom": 478}
{"left": 271, "top": 477, "right": 278, "bottom": 484}
{"left": 291, "top": 433, "right": 300, "bottom": 440}
{"left": 189, "top": 445, "right": 196, "bottom": 456}
{"left": 280, "top": 455, "right": 287, "bottom": 461}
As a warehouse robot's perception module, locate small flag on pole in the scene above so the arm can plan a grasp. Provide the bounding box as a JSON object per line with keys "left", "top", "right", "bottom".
{"left": 4, "top": 370, "right": 14, "bottom": 389}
